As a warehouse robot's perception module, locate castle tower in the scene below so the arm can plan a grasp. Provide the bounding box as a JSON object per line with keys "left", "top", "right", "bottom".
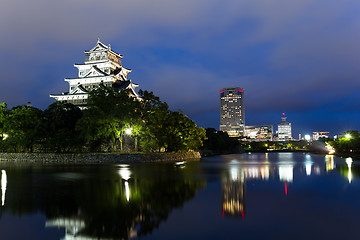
{"left": 50, "top": 39, "right": 139, "bottom": 108}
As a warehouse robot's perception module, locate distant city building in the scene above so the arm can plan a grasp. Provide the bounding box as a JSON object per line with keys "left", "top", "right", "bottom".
{"left": 313, "top": 131, "right": 329, "bottom": 140}
{"left": 219, "top": 87, "right": 245, "bottom": 137}
{"left": 245, "top": 125, "right": 273, "bottom": 141}
{"left": 334, "top": 135, "right": 344, "bottom": 139}
{"left": 50, "top": 39, "right": 139, "bottom": 108}
{"left": 277, "top": 113, "right": 292, "bottom": 141}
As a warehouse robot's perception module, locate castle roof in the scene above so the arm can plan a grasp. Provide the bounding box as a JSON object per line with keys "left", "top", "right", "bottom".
{"left": 84, "top": 39, "right": 123, "bottom": 58}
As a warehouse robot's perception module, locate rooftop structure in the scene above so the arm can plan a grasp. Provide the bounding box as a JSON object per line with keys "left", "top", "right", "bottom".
{"left": 50, "top": 39, "right": 139, "bottom": 108}
{"left": 219, "top": 87, "right": 245, "bottom": 137}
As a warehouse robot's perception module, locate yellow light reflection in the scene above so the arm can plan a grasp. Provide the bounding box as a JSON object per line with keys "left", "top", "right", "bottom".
{"left": 305, "top": 163, "right": 312, "bottom": 176}
{"left": 125, "top": 181, "right": 130, "bottom": 201}
{"left": 119, "top": 166, "right": 132, "bottom": 201}
{"left": 325, "top": 155, "right": 335, "bottom": 171}
{"left": 231, "top": 167, "right": 239, "bottom": 181}
{"left": 346, "top": 158, "right": 352, "bottom": 183}
{"left": 119, "top": 167, "right": 131, "bottom": 181}
{"left": 1, "top": 170, "right": 7, "bottom": 206}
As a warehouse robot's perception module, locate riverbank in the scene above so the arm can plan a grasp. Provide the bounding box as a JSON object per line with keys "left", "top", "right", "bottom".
{"left": 0, "top": 152, "right": 201, "bottom": 164}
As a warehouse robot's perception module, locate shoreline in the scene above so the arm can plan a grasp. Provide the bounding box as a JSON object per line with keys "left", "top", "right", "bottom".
{"left": 0, "top": 152, "right": 201, "bottom": 165}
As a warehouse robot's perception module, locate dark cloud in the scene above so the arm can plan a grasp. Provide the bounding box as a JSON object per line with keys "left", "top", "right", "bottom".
{"left": 0, "top": 0, "right": 359, "bottom": 134}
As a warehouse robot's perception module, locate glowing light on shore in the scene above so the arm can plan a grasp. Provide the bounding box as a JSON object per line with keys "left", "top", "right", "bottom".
{"left": 325, "top": 143, "right": 335, "bottom": 154}
{"left": 1, "top": 170, "right": 7, "bottom": 206}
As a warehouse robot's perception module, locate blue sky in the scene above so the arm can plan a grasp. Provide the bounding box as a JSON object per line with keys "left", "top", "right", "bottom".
{"left": 1, "top": 0, "right": 360, "bottom": 136}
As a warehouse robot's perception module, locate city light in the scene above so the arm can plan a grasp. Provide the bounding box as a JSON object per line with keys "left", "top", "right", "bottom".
{"left": 325, "top": 143, "right": 335, "bottom": 154}
{"left": 345, "top": 134, "right": 351, "bottom": 139}
{"left": 304, "top": 135, "right": 311, "bottom": 141}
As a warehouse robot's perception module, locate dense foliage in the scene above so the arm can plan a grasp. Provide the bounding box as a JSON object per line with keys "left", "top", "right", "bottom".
{"left": 329, "top": 130, "right": 360, "bottom": 154}
{"left": 200, "top": 128, "right": 241, "bottom": 155}
{"left": 0, "top": 88, "right": 206, "bottom": 153}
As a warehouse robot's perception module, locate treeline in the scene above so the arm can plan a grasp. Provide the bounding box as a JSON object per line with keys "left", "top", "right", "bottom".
{"left": 200, "top": 128, "right": 242, "bottom": 155}
{"left": 0, "top": 88, "right": 206, "bottom": 153}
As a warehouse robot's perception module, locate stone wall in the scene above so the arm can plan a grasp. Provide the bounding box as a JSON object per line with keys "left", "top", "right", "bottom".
{"left": 0, "top": 152, "right": 201, "bottom": 164}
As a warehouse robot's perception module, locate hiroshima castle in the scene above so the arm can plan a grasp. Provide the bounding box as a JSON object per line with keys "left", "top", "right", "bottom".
{"left": 50, "top": 39, "right": 139, "bottom": 108}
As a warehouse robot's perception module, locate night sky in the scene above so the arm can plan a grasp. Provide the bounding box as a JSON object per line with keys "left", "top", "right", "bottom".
{"left": 1, "top": 0, "right": 359, "bottom": 137}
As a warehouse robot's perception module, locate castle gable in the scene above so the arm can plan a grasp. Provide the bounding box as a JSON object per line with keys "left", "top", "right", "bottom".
{"left": 71, "top": 85, "right": 88, "bottom": 94}
{"left": 83, "top": 66, "right": 107, "bottom": 78}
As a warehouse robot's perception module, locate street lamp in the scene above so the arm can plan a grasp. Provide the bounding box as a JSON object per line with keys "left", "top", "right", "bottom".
{"left": 345, "top": 134, "right": 351, "bottom": 139}
{"left": 125, "top": 128, "right": 132, "bottom": 135}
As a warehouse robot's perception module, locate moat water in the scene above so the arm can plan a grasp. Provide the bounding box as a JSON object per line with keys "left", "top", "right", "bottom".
{"left": 0, "top": 152, "right": 359, "bottom": 239}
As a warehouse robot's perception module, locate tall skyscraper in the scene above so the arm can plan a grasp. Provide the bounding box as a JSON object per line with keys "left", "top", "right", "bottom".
{"left": 50, "top": 39, "right": 139, "bottom": 108}
{"left": 220, "top": 87, "right": 245, "bottom": 137}
{"left": 277, "top": 113, "right": 292, "bottom": 141}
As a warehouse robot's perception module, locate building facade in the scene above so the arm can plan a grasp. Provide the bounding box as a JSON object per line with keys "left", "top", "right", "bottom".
{"left": 277, "top": 113, "right": 292, "bottom": 141}
{"left": 50, "top": 39, "right": 139, "bottom": 108}
{"left": 220, "top": 87, "right": 245, "bottom": 137}
{"left": 312, "top": 131, "right": 329, "bottom": 140}
{"left": 245, "top": 125, "right": 273, "bottom": 141}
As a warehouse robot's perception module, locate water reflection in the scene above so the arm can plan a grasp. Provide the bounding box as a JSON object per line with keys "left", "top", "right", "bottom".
{"left": 221, "top": 153, "right": 353, "bottom": 219}
{"left": 0, "top": 164, "right": 205, "bottom": 239}
{"left": 346, "top": 157, "right": 352, "bottom": 183}
{"left": 1, "top": 170, "right": 6, "bottom": 206}
{"left": 325, "top": 155, "right": 335, "bottom": 171}
{"left": 222, "top": 166, "right": 245, "bottom": 217}
{"left": 119, "top": 165, "right": 132, "bottom": 202}
{"left": 0, "top": 153, "right": 357, "bottom": 239}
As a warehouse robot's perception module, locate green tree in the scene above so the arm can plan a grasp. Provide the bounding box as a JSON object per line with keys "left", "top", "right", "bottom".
{"left": 3, "top": 105, "right": 42, "bottom": 152}
{"left": 139, "top": 90, "right": 205, "bottom": 152}
{"left": 202, "top": 128, "right": 240, "bottom": 155}
{"left": 0, "top": 102, "right": 8, "bottom": 139}
{"left": 39, "top": 102, "right": 83, "bottom": 152}
{"left": 77, "top": 87, "right": 142, "bottom": 152}
{"left": 331, "top": 130, "right": 360, "bottom": 154}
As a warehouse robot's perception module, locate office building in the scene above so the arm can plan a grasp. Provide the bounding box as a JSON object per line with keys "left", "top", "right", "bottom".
{"left": 220, "top": 87, "right": 245, "bottom": 137}
{"left": 277, "top": 113, "right": 292, "bottom": 141}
